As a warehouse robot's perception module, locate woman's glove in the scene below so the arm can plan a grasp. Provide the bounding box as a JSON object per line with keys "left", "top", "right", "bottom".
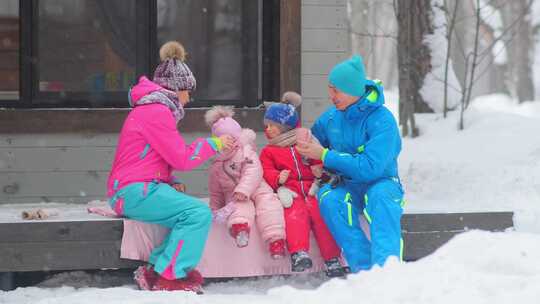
{"left": 277, "top": 186, "right": 297, "bottom": 208}
{"left": 213, "top": 201, "right": 236, "bottom": 224}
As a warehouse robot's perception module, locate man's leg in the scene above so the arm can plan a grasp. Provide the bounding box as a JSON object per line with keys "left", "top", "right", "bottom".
{"left": 318, "top": 183, "right": 371, "bottom": 272}
{"left": 364, "top": 179, "right": 404, "bottom": 267}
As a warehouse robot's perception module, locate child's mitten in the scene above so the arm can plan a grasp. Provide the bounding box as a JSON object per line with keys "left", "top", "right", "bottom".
{"left": 213, "top": 201, "right": 236, "bottom": 224}
{"left": 277, "top": 186, "right": 297, "bottom": 208}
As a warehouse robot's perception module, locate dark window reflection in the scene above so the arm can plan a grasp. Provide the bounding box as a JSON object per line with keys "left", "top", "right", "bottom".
{"left": 157, "top": 0, "right": 246, "bottom": 102}
{"left": 37, "top": 0, "right": 136, "bottom": 98}
{"left": 0, "top": 0, "right": 19, "bottom": 100}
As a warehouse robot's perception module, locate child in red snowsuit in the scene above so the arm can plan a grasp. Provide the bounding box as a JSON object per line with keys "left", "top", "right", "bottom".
{"left": 259, "top": 92, "right": 345, "bottom": 277}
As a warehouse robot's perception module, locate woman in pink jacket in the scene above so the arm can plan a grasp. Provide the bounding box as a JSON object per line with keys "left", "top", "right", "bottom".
{"left": 205, "top": 106, "right": 287, "bottom": 259}
{"left": 107, "top": 42, "right": 233, "bottom": 293}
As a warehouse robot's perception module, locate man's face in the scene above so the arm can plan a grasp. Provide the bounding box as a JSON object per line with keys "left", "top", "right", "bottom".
{"left": 328, "top": 85, "right": 358, "bottom": 111}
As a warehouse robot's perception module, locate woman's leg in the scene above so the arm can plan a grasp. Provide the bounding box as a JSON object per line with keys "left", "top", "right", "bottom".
{"left": 120, "top": 182, "right": 212, "bottom": 279}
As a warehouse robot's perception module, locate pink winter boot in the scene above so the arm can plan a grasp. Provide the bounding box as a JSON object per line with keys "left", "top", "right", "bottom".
{"left": 133, "top": 265, "right": 159, "bottom": 290}
{"left": 151, "top": 270, "right": 204, "bottom": 294}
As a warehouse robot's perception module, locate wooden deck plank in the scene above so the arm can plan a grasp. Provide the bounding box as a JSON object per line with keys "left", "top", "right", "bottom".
{"left": 401, "top": 212, "right": 514, "bottom": 233}
{"left": 0, "top": 220, "right": 123, "bottom": 243}
{"left": 0, "top": 241, "right": 141, "bottom": 272}
{"left": 0, "top": 212, "right": 514, "bottom": 272}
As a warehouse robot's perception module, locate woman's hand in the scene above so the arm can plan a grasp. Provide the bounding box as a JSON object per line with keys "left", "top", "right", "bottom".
{"left": 278, "top": 170, "right": 290, "bottom": 185}
{"left": 172, "top": 183, "right": 186, "bottom": 192}
{"left": 218, "top": 135, "right": 236, "bottom": 151}
{"left": 233, "top": 192, "right": 248, "bottom": 201}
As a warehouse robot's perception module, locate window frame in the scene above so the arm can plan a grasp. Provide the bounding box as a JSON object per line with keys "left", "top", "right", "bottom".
{"left": 0, "top": 0, "right": 264, "bottom": 109}
{"left": 0, "top": 0, "right": 300, "bottom": 133}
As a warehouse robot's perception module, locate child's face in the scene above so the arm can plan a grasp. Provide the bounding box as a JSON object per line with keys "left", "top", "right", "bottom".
{"left": 264, "top": 123, "right": 282, "bottom": 140}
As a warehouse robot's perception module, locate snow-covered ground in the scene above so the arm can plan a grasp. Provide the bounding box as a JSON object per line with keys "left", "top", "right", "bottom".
{"left": 392, "top": 93, "right": 540, "bottom": 233}
{"left": 2, "top": 93, "right": 540, "bottom": 303}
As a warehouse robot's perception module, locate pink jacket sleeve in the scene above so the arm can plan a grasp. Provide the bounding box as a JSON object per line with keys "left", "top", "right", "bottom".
{"left": 208, "top": 163, "right": 225, "bottom": 210}
{"left": 140, "top": 106, "right": 217, "bottom": 171}
{"left": 234, "top": 146, "right": 263, "bottom": 198}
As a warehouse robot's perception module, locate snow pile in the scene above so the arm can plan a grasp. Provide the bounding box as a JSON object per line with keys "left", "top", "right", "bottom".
{"left": 396, "top": 94, "right": 540, "bottom": 233}
{"left": 2, "top": 231, "right": 540, "bottom": 303}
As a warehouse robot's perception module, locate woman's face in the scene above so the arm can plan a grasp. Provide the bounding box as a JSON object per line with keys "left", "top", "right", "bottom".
{"left": 177, "top": 90, "right": 190, "bottom": 106}
{"left": 264, "top": 123, "right": 282, "bottom": 140}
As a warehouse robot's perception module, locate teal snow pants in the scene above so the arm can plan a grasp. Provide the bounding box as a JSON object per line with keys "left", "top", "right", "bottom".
{"left": 110, "top": 182, "right": 212, "bottom": 279}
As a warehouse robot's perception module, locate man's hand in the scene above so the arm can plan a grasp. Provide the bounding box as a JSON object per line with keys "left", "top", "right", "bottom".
{"left": 310, "top": 164, "right": 323, "bottom": 178}
{"left": 278, "top": 170, "right": 290, "bottom": 185}
{"left": 172, "top": 183, "right": 186, "bottom": 193}
{"left": 296, "top": 139, "right": 325, "bottom": 160}
{"left": 233, "top": 192, "right": 248, "bottom": 201}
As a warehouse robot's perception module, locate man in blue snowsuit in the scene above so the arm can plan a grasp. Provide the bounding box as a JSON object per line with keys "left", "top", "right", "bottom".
{"left": 296, "top": 55, "right": 404, "bottom": 273}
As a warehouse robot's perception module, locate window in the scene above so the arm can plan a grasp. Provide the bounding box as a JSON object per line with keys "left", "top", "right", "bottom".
{"left": 157, "top": 0, "right": 260, "bottom": 107}
{"left": 0, "top": 0, "right": 19, "bottom": 100}
{"left": 36, "top": 0, "right": 137, "bottom": 106}
{"left": 0, "top": 0, "right": 270, "bottom": 108}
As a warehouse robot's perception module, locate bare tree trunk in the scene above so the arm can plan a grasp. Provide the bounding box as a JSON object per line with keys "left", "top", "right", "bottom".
{"left": 397, "top": 0, "right": 433, "bottom": 137}
{"left": 513, "top": 0, "right": 534, "bottom": 102}
{"left": 464, "top": 0, "right": 481, "bottom": 110}
{"left": 459, "top": 0, "right": 481, "bottom": 131}
{"left": 443, "top": 0, "right": 459, "bottom": 118}
{"left": 497, "top": 0, "right": 535, "bottom": 102}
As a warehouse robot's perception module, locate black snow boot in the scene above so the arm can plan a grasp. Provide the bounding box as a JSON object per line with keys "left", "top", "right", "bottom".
{"left": 324, "top": 257, "right": 346, "bottom": 278}
{"left": 291, "top": 251, "right": 313, "bottom": 272}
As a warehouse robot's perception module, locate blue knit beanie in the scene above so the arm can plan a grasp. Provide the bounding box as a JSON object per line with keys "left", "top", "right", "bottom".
{"left": 328, "top": 55, "right": 367, "bottom": 97}
{"left": 264, "top": 92, "right": 302, "bottom": 130}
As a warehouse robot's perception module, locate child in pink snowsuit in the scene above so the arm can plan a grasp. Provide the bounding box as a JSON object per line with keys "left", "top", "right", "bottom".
{"left": 205, "top": 106, "right": 287, "bottom": 259}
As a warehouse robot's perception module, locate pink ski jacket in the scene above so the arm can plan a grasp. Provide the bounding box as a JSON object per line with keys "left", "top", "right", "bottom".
{"left": 107, "top": 76, "right": 218, "bottom": 197}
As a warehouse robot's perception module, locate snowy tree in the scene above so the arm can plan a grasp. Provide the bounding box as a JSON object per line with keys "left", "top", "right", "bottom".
{"left": 396, "top": 0, "right": 433, "bottom": 137}
{"left": 449, "top": 0, "right": 534, "bottom": 104}
{"left": 500, "top": 0, "right": 535, "bottom": 103}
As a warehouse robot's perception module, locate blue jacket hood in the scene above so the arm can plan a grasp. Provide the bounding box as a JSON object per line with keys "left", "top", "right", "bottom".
{"left": 343, "top": 79, "right": 385, "bottom": 120}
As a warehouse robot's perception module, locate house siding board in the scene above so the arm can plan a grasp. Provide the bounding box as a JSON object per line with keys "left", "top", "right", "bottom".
{"left": 301, "top": 0, "right": 349, "bottom": 125}
{"left": 0, "top": 131, "right": 268, "bottom": 204}
{"left": 1, "top": 2, "right": 350, "bottom": 205}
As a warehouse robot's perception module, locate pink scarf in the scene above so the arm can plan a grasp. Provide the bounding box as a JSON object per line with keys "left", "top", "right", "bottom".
{"left": 268, "top": 129, "right": 297, "bottom": 147}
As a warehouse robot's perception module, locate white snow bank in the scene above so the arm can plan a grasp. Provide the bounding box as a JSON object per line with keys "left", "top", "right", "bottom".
{"left": 2, "top": 231, "right": 540, "bottom": 304}
{"left": 384, "top": 93, "right": 540, "bottom": 232}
